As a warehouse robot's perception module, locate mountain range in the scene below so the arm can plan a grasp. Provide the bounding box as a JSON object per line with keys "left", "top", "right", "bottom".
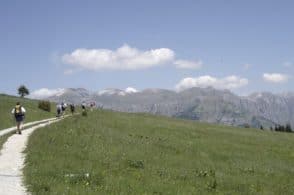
{"left": 43, "top": 87, "right": 294, "bottom": 129}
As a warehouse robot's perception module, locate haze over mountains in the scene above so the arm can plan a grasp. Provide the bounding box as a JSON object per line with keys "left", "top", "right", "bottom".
{"left": 38, "top": 87, "right": 294, "bottom": 128}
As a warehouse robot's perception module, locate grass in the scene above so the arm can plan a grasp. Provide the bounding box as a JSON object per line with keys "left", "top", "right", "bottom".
{"left": 0, "top": 94, "right": 56, "bottom": 130}
{"left": 24, "top": 109, "right": 294, "bottom": 194}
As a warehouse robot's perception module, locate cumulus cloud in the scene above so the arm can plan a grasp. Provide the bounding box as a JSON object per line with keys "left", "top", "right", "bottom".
{"left": 174, "top": 60, "right": 202, "bottom": 69}
{"left": 30, "top": 88, "right": 65, "bottom": 99}
{"left": 175, "top": 75, "right": 248, "bottom": 91}
{"left": 62, "top": 44, "right": 206, "bottom": 71}
{"left": 62, "top": 44, "right": 175, "bottom": 71}
{"left": 263, "top": 73, "right": 289, "bottom": 83}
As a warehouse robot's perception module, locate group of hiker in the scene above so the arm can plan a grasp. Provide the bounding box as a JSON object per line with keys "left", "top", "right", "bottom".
{"left": 56, "top": 102, "right": 80, "bottom": 117}
{"left": 11, "top": 101, "right": 93, "bottom": 134}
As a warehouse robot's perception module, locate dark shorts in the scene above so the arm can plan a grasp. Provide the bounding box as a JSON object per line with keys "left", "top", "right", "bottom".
{"left": 15, "top": 115, "right": 24, "bottom": 122}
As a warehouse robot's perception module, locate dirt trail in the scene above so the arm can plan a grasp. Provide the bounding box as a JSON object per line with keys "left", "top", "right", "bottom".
{"left": 0, "top": 118, "right": 63, "bottom": 195}
{"left": 0, "top": 117, "right": 58, "bottom": 136}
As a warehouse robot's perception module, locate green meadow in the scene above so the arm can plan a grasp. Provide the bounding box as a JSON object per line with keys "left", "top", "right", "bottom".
{"left": 0, "top": 94, "right": 55, "bottom": 130}
{"left": 24, "top": 109, "right": 294, "bottom": 194}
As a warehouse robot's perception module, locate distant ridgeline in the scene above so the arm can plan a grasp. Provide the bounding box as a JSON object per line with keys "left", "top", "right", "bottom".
{"left": 45, "top": 87, "right": 294, "bottom": 130}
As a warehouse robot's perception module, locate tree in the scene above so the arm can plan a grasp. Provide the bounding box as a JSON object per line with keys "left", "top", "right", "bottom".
{"left": 18, "top": 85, "right": 29, "bottom": 98}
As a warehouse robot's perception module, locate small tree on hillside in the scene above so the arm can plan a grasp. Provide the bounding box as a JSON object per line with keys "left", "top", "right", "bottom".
{"left": 18, "top": 85, "right": 29, "bottom": 98}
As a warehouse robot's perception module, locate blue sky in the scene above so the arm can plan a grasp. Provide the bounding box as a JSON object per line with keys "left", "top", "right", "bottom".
{"left": 1, "top": 0, "right": 294, "bottom": 97}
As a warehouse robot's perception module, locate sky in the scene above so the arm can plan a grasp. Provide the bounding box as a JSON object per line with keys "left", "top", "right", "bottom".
{"left": 1, "top": 0, "right": 294, "bottom": 97}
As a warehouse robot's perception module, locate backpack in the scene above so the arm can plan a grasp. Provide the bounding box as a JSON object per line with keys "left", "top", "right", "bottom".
{"left": 14, "top": 105, "right": 23, "bottom": 117}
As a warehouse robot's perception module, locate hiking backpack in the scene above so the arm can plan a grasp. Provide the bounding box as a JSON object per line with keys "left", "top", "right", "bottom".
{"left": 14, "top": 105, "right": 23, "bottom": 117}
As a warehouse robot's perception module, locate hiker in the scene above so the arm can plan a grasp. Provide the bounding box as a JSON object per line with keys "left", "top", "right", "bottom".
{"left": 11, "top": 102, "right": 26, "bottom": 134}
{"left": 56, "top": 104, "right": 62, "bottom": 117}
{"left": 61, "top": 102, "right": 67, "bottom": 117}
{"left": 70, "top": 104, "right": 75, "bottom": 115}
{"left": 81, "top": 102, "right": 87, "bottom": 116}
{"left": 61, "top": 102, "right": 67, "bottom": 112}
{"left": 90, "top": 102, "right": 94, "bottom": 111}
{"left": 81, "top": 102, "right": 86, "bottom": 111}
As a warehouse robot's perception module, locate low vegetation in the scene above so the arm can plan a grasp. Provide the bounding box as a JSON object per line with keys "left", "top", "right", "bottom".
{"left": 38, "top": 100, "right": 51, "bottom": 112}
{"left": 24, "top": 109, "right": 294, "bottom": 194}
{"left": 273, "top": 124, "right": 293, "bottom": 132}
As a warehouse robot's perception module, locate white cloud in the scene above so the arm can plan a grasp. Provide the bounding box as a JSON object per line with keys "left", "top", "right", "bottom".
{"left": 175, "top": 75, "right": 248, "bottom": 91}
{"left": 62, "top": 44, "right": 175, "bottom": 71}
{"left": 30, "top": 88, "right": 65, "bottom": 99}
{"left": 263, "top": 73, "right": 289, "bottom": 83}
{"left": 62, "top": 44, "right": 206, "bottom": 71}
{"left": 174, "top": 60, "right": 202, "bottom": 69}
{"left": 125, "top": 87, "right": 138, "bottom": 93}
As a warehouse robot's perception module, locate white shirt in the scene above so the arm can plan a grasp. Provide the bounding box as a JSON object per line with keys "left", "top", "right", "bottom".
{"left": 57, "top": 104, "right": 62, "bottom": 109}
{"left": 11, "top": 107, "right": 26, "bottom": 114}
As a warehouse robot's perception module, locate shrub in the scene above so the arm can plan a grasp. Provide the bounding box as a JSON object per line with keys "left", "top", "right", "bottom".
{"left": 243, "top": 123, "right": 250, "bottom": 128}
{"left": 38, "top": 101, "right": 51, "bottom": 112}
{"left": 82, "top": 110, "right": 87, "bottom": 116}
{"left": 127, "top": 160, "right": 144, "bottom": 169}
{"left": 275, "top": 124, "right": 293, "bottom": 133}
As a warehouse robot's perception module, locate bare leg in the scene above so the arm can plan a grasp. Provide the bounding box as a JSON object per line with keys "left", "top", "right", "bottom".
{"left": 16, "top": 122, "right": 20, "bottom": 134}
{"left": 19, "top": 122, "right": 22, "bottom": 134}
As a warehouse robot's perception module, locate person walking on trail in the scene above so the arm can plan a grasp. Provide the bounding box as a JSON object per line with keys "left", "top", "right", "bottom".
{"left": 11, "top": 102, "right": 26, "bottom": 134}
{"left": 81, "top": 102, "right": 87, "bottom": 116}
{"left": 61, "top": 102, "right": 67, "bottom": 114}
{"left": 56, "top": 104, "right": 62, "bottom": 118}
{"left": 70, "top": 104, "right": 75, "bottom": 115}
{"left": 81, "top": 102, "right": 86, "bottom": 111}
{"left": 90, "top": 102, "right": 96, "bottom": 111}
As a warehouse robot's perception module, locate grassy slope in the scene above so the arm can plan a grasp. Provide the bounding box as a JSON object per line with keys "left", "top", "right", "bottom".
{"left": 0, "top": 94, "right": 56, "bottom": 130}
{"left": 24, "top": 109, "right": 294, "bottom": 194}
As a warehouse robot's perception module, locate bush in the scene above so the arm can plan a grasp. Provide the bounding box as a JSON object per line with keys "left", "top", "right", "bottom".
{"left": 82, "top": 110, "right": 87, "bottom": 116}
{"left": 127, "top": 160, "right": 144, "bottom": 169}
{"left": 275, "top": 124, "right": 293, "bottom": 133}
{"left": 38, "top": 101, "right": 51, "bottom": 112}
{"left": 243, "top": 123, "right": 250, "bottom": 128}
